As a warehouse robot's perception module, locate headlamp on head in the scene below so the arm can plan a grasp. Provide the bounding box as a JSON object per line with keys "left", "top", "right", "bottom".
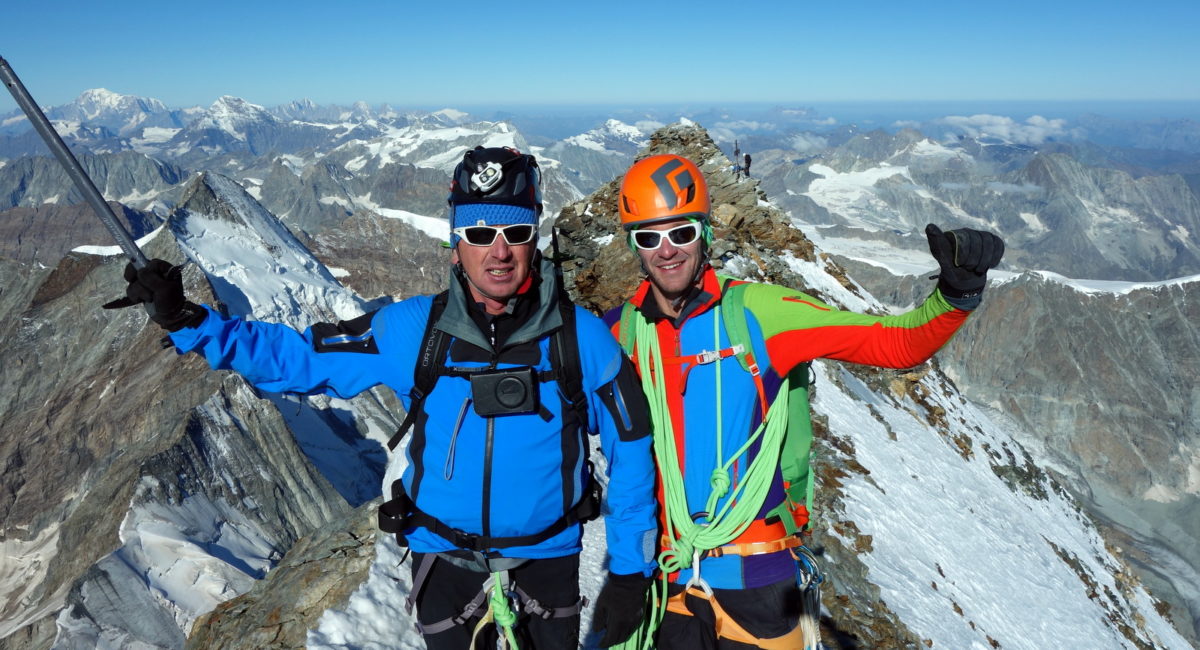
{"left": 449, "top": 146, "right": 542, "bottom": 215}
{"left": 471, "top": 161, "right": 504, "bottom": 194}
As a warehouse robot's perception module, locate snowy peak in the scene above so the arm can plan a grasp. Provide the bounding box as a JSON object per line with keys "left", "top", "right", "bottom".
{"left": 330, "top": 118, "right": 528, "bottom": 173}
{"left": 563, "top": 119, "right": 648, "bottom": 154}
{"left": 168, "top": 171, "right": 359, "bottom": 327}
{"left": 348, "top": 101, "right": 373, "bottom": 121}
{"left": 267, "top": 98, "right": 376, "bottom": 124}
{"left": 7, "top": 88, "right": 185, "bottom": 140}
{"left": 197, "top": 96, "right": 278, "bottom": 138}
{"left": 271, "top": 98, "right": 320, "bottom": 120}
{"left": 428, "top": 108, "right": 470, "bottom": 126}
{"left": 72, "top": 88, "right": 168, "bottom": 119}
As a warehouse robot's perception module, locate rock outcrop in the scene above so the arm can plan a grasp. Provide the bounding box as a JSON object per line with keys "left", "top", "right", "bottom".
{"left": 186, "top": 500, "right": 378, "bottom": 649}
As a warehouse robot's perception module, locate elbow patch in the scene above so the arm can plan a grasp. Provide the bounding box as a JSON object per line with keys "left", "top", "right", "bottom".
{"left": 598, "top": 360, "right": 652, "bottom": 441}
{"left": 311, "top": 311, "right": 380, "bottom": 354}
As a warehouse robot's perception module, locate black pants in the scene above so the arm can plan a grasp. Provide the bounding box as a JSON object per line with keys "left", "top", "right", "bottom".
{"left": 657, "top": 577, "right": 801, "bottom": 650}
{"left": 409, "top": 552, "right": 581, "bottom": 650}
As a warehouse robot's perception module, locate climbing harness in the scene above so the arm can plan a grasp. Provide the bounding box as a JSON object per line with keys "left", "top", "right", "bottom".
{"left": 405, "top": 553, "right": 586, "bottom": 649}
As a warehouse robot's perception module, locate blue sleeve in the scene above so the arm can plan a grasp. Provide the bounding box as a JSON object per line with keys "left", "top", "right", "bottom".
{"left": 578, "top": 307, "right": 658, "bottom": 577}
{"left": 167, "top": 300, "right": 424, "bottom": 400}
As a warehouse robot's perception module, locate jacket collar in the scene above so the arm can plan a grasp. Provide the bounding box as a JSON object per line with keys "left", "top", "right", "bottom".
{"left": 436, "top": 256, "right": 564, "bottom": 352}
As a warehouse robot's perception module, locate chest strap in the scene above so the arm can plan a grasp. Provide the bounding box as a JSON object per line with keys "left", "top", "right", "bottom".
{"left": 662, "top": 345, "right": 744, "bottom": 367}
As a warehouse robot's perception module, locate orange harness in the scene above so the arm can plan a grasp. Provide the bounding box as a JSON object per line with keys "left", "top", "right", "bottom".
{"left": 661, "top": 518, "right": 810, "bottom": 648}
{"left": 662, "top": 522, "right": 805, "bottom": 561}
{"left": 665, "top": 587, "right": 807, "bottom": 649}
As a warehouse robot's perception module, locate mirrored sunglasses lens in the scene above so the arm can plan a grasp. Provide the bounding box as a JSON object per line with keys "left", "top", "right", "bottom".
{"left": 463, "top": 227, "right": 499, "bottom": 246}
{"left": 633, "top": 231, "right": 663, "bottom": 249}
{"left": 668, "top": 224, "right": 700, "bottom": 246}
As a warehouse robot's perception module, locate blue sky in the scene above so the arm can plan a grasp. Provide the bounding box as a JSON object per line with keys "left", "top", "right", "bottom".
{"left": 2, "top": 0, "right": 1198, "bottom": 112}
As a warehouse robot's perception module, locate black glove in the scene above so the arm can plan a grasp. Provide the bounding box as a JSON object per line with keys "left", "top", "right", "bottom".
{"left": 592, "top": 571, "right": 653, "bottom": 647}
{"left": 925, "top": 224, "right": 1005, "bottom": 300}
{"left": 102, "top": 259, "right": 207, "bottom": 332}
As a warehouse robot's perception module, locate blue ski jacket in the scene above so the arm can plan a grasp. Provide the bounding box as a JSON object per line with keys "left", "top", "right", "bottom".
{"left": 169, "top": 260, "right": 658, "bottom": 576}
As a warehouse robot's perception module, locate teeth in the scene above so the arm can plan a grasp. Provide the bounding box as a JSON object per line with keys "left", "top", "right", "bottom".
{"left": 660, "top": 262, "right": 682, "bottom": 270}
{"left": 488, "top": 269, "right": 509, "bottom": 276}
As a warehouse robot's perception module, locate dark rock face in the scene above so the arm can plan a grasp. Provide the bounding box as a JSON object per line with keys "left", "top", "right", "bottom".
{"left": 256, "top": 160, "right": 450, "bottom": 238}
{"left": 0, "top": 152, "right": 188, "bottom": 211}
{"left": 832, "top": 254, "right": 1200, "bottom": 643}
{"left": 0, "top": 200, "right": 353, "bottom": 648}
{"left": 0, "top": 201, "right": 160, "bottom": 265}
{"left": 309, "top": 210, "right": 450, "bottom": 304}
{"left": 937, "top": 273, "right": 1200, "bottom": 640}
{"left": 757, "top": 130, "right": 1200, "bottom": 283}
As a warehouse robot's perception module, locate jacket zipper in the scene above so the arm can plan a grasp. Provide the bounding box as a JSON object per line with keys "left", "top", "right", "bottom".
{"left": 481, "top": 320, "right": 499, "bottom": 537}
{"left": 482, "top": 416, "right": 495, "bottom": 537}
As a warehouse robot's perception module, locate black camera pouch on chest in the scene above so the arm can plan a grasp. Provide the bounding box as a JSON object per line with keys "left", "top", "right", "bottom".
{"left": 470, "top": 366, "right": 540, "bottom": 416}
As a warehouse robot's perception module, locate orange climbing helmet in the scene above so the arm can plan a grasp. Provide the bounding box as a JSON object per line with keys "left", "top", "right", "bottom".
{"left": 618, "top": 154, "right": 710, "bottom": 230}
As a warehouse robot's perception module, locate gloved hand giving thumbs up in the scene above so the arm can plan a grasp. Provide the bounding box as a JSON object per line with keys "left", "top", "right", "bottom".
{"left": 925, "top": 224, "right": 1005, "bottom": 304}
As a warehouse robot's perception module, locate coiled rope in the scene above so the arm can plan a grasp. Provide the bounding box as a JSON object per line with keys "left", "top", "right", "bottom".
{"left": 613, "top": 306, "right": 791, "bottom": 649}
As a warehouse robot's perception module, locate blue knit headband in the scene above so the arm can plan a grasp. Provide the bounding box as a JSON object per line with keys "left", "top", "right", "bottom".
{"left": 450, "top": 203, "right": 538, "bottom": 246}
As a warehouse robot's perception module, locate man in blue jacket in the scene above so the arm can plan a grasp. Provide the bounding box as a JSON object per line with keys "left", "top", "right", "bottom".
{"left": 106, "top": 146, "right": 658, "bottom": 649}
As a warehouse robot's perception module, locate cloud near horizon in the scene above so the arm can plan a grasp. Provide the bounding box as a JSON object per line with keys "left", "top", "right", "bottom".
{"left": 790, "top": 133, "right": 830, "bottom": 153}
{"left": 707, "top": 120, "right": 779, "bottom": 145}
{"left": 936, "top": 114, "right": 1076, "bottom": 144}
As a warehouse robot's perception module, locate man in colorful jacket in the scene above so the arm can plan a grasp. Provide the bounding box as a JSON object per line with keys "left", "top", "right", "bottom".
{"left": 106, "top": 147, "right": 658, "bottom": 649}
{"left": 608, "top": 154, "right": 1004, "bottom": 649}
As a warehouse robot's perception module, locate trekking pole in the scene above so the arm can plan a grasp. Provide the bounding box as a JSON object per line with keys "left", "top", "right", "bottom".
{"left": 0, "top": 55, "right": 149, "bottom": 269}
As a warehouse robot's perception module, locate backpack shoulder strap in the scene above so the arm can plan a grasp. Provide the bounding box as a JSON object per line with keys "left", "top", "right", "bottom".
{"left": 616, "top": 301, "right": 638, "bottom": 358}
{"left": 720, "top": 277, "right": 815, "bottom": 535}
{"left": 388, "top": 291, "right": 451, "bottom": 451}
{"left": 549, "top": 294, "right": 589, "bottom": 430}
{"left": 717, "top": 277, "right": 753, "bottom": 374}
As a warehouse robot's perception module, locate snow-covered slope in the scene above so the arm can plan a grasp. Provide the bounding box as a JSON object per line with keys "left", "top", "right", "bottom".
{"left": 169, "top": 171, "right": 359, "bottom": 326}
{"left": 168, "top": 171, "right": 396, "bottom": 499}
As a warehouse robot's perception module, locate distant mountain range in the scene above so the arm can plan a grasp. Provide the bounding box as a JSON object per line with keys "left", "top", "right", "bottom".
{"left": 2, "top": 88, "right": 1199, "bottom": 647}
{"left": 0, "top": 89, "right": 654, "bottom": 243}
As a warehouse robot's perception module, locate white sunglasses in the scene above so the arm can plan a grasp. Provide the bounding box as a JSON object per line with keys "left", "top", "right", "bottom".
{"left": 452, "top": 224, "right": 537, "bottom": 246}
{"left": 630, "top": 222, "right": 703, "bottom": 250}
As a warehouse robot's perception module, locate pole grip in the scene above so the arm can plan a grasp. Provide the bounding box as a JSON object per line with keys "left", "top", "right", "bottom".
{"left": 0, "top": 55, "right": 150, "bottom": 268}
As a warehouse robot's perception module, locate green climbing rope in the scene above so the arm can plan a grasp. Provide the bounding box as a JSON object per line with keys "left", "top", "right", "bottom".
{"left": 471, "top": 571, "right": 521, "bottom": 649}
{"left": 610, "top": 307, "right": 792, "bottom": 649}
